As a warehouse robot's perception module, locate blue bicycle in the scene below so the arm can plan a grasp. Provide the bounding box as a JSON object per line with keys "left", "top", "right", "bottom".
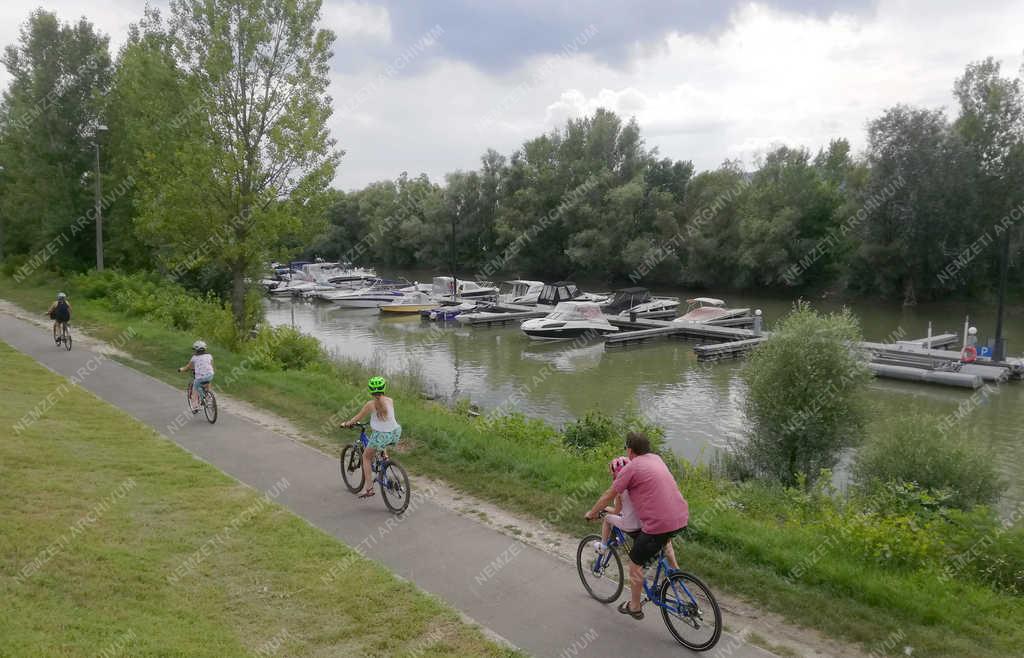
{"left": 577, "top": 519, "right": 722, "bottom": 651}
{"left": 340, "top": 422, "right": 410, "bottom": 514}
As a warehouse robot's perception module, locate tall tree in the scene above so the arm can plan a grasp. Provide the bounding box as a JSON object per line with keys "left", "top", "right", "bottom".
{"left": 0, "top": 10, "right": 111, "bottom": 268}
{"left": 851, "top": 106, "right": 962, "bottom": 302}
{"left": 952, "top": 59, "right": 1024, "bottom": 293}
{"left": 136, "top": 0, "right": 340, "bottom": 328}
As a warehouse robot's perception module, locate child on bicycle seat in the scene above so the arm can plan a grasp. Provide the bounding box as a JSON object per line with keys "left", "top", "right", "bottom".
{"left": 593, "top": 456, "right": 640, "bottom": 554}
{"left": 342, "top": 376, "right": 401, "bottom": 499}
{"left": 178, "top": 340, "right": 214, "bottom": 412}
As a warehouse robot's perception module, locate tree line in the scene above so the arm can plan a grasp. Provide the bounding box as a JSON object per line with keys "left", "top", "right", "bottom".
{"left": 314, "top": 67, "right": 1024, "bottom": 304}
{"left": 1, "top": 3, "right": 1023, "bottom": 335}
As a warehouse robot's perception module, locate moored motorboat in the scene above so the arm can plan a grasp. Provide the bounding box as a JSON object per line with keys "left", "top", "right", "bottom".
{"left": 536, "top": 281, "right": 608, "bottom": 305}
{"left": 601, "top": 287, "right": 679, "bottom": 318}
{"left": 432, "top": 276, "right": 499, "bottom": 300}
{"left": 422, "top": 301, "right": 479, "bottom": 321}
{"left": 520, "top": 301, "right": 619, "bottom": 341}
{"left": 498, "top": 280, "right": 545, "bottom": 305}
{"left": 673, "top": 297, "right": 751, "bottom": 324}
{"left": 378, "top": 291, "right": 439, "bottom": 314}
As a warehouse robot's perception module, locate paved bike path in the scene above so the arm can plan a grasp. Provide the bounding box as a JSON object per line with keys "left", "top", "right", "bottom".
{"left": 1, "top": 310, "right": 776, "bottom": 658}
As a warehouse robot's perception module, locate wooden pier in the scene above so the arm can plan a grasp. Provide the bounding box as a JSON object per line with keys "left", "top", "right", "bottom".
{"left": 458, "top": 310, "right": 548, "bottom": 326}
{"left": 605, "top": 318, "right": 764, "bottom": 349}
{"left": 693, "top": 337, "right": 768, "bottom": 361}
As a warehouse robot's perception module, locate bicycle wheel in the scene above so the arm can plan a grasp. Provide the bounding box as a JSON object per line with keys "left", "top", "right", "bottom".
{"left": 575, "top": 534, "right": 624, "bottom": 603}
{"left": 185, "top": 385, "right": 195, "bottom": 413}
{"left": 380, "top": 459, "right": 411, "bottom": 514}
{"left": 62, "top": 325, "right": 72, "bottom": 351}
{"left": 203, "top": 391, "right": 217, "bottom": 424}
{"left": 659, "top": 571, "right": 722, "bottom": 651}
{"left": 340, "top": 444, "right": 364, "bottom": 493}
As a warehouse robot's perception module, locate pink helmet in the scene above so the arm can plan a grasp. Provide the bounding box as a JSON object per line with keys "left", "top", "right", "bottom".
{"left": 609, "top": 456, "right": 629, "bottom": 478}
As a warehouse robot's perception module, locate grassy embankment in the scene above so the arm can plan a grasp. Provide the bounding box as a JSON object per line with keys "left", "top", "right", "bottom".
{"left": 0, "top": 340, "right": 518, "bottom": 657}
{"left": 2, "top": 271, "right": 1022, "bottom": 658}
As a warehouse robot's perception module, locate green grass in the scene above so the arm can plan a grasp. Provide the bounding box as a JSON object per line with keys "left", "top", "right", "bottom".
{"left": 0, "top": 339, "right": 518, "bottom": 658}
{"left": 3, "top": 273, "right": 1024, "bottom": 657}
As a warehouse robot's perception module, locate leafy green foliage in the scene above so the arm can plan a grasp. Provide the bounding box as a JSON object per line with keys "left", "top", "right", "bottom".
{"left": 74, "top": 269, "right": 237, "bottom": 346}
{"left": 246, "top": 325, "right": 325, "bottom": 371}
{"left": 0, "top": 10, "right": 113, "bottom": 269}
{"left": 740, "top": 301, "right": 870, "bottom": 485}
{"left": 854, "top": 414, "right": 1006, "bottom": 509}
{"left": 560, "top": 409, "right": 664, "bottom": 453}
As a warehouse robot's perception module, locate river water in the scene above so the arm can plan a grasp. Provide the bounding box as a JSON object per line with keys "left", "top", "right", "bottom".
{"left": 265, "top": 282, "right": 1023, "bottom": 503}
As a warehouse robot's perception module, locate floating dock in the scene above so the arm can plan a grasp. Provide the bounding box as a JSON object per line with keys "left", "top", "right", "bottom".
{"left": 605, "top": 317, "right": 764, "bottom": 349}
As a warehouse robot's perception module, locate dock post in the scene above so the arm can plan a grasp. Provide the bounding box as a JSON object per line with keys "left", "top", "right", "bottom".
{"left": 753, "top": 309, "right": 763, "bottom": 336}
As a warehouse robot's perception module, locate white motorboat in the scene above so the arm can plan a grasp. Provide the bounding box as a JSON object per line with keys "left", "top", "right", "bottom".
{"left": 431, "top": 276, "right": 499, "bottom": 300}
{"left": 325, "top": 266, "right": 377, "bottom": 290}
{"left": 269, "top": 261, "right": 343, "bottom": 296}
{"left": 321, "top": 280, "right": 408, "bottom": 307}
{"left": 601, "top": 287, "right": 679, "bottom": 318}
{"left": 520, "top": 301, "right": 620, "bottom": 341}
{"left": 536, "top": 281, "right": 609, "bottom": 306}
{"left": 673, "top": 297, "right": 750, "bottom": 324}
{"left": 498, "top": 280, "right": 545, "bottom": 305}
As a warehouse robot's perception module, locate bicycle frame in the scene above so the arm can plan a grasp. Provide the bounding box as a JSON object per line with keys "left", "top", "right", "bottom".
{"left": 354, "top": 426, "right": 393, "bottom": 488}
{"left": 596, "top": 526, "right": 701, "bottom": 615}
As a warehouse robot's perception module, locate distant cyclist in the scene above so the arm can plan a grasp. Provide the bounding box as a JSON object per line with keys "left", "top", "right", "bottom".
{"left": 47, "top": 292, "right": 72, "bottom": 343}
{"left": 178, "top": 340, "right": 214, "bottom": 412}
{"left": 586, "top": 431, "right": 688, "bottom": 620}
{"left": 342, "top": 376, "right": 402, "bottom": 499}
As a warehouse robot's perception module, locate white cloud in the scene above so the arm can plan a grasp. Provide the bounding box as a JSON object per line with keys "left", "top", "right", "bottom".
{"left": 322, "top": 1, "right": 391, "bottom": 42}
{"left": 3, "top": 1, "right": 1023, "bottom": 190}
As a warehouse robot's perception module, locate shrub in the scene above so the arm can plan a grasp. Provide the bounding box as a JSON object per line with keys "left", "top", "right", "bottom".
{"left": 740, "top": 301, "right": 870, "bottom": 486}
{"left": 854, "top": 414, "right": 1006, "bottom": 510}
{"left": 72, "top": 271, "right": 239, "bottom": 347}
{"left": 560, "top": 410, "right": 664, "bottom": 453}
{"left": 246, "top": 325, "right": 325, "bottom": 371}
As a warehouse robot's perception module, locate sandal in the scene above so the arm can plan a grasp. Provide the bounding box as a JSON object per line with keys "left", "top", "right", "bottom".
{"left": 358, "top": 489, "right": 376, "bottom": 499}
{"left": 618, "top": 600, "right": 644, "bottom": 620}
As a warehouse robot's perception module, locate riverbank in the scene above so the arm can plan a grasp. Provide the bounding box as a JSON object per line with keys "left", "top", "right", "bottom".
{"left": 0, "top": 340, "right": 517, "bottom": 657}
{"left": 3, "top": 271, "right": 1023, "bottom": 657}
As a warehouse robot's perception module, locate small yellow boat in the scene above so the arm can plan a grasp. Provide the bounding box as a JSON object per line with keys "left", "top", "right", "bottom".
{"left": 378, "top": 291, "right": 438, "bottom": 314}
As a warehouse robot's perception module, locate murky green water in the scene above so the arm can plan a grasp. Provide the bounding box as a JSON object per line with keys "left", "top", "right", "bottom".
{"left": 265, "top": 282, "right": 1024, "bottom": 504}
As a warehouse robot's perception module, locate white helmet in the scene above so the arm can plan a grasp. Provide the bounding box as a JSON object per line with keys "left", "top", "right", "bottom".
{"left": 57, "top": 292, "right": 67, "bottom": 300}
{"left": 192, "top": 340, "right": 207, "bottom": 353}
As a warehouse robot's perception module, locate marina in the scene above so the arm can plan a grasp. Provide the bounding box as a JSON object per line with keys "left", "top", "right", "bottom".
{"left": 264, "top": 291, "right": 1024, "bottom": 505}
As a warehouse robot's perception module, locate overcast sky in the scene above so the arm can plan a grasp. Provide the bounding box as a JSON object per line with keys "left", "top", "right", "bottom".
{"left": 3, "top": 1, "right": 1023, "bottom": 190}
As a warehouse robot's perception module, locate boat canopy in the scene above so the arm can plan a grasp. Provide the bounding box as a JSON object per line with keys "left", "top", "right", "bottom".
{"left": 546, "top": 302, "right": 608, "bottom": 323}
{"left": 603, "top": 287, "right": 652, "bottom": 314}
{"left": 537, "top": 281, "right": 582, "bottom": 305}
{"left": 687, "top": 297, "right": 725, "bottom": 306}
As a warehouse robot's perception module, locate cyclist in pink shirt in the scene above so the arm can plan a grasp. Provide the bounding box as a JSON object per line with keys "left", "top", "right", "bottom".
{"left": 586, "top": 432, "right": 688, "bottom": 620}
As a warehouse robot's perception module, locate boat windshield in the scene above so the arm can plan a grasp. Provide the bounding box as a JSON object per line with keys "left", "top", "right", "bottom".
{"left": 546, "top": 302, "right": 606, "bottom": 322}
{"left": 538, "top": 282, "right": 581, "bottom": 304}
{"left": 604, "top": 288, "right": 652, "bottom": 313}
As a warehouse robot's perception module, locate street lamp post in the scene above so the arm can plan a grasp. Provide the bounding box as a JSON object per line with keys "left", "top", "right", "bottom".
{"left": 93, "top": 124, "right": 108, "bottom": 271}
{"left": 992, "top": 226, "right": 1010, "bottom": 361}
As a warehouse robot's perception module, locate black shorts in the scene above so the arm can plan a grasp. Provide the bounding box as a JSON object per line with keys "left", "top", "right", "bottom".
{"left": 628, "top": 527, "right": 683, "bottom": 567}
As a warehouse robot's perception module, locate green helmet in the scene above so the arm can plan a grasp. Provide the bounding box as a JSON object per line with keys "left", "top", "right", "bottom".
{"left": 368, "top": 376, "right": 387, "bottom": 394}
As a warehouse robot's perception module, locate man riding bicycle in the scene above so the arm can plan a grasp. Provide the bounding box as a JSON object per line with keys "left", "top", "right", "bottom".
{"left": 47, "top": 292, "right": 72, "bottom": 343}
{"left": 586, "top": 431, "right": 689, "bottom": 620}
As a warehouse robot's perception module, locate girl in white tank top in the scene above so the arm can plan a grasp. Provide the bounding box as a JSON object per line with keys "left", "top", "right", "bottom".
{"left": 341, "top": 377, "right": 402, "bottom": 498}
